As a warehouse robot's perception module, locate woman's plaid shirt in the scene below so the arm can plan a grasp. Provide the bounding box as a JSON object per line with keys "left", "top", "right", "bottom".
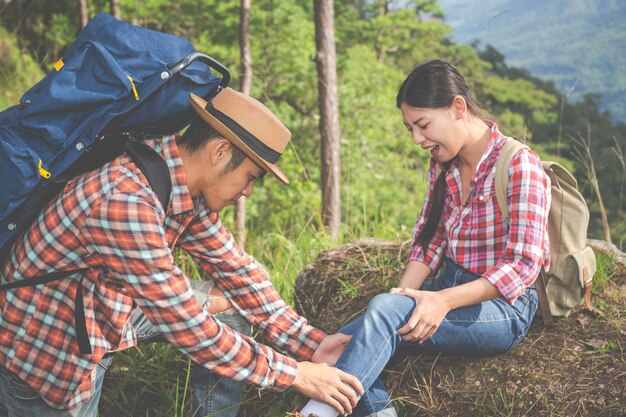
{"left": 0, "top": 134, "right": 325, "bottom": 410}
{"left": 407, "top": 122, "right": 551, "bottom": 304}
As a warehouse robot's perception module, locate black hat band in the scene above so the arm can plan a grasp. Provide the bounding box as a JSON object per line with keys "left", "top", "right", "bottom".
{"left": 205, "top": 104, "right": 282, "bottom": 164}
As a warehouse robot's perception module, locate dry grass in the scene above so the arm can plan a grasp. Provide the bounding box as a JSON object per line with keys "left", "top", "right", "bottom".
{"left": 101, "top": 239, "right": 625, "bottom": 416}
{"left": 238, "top": 239, "right": 626, "bottom": 417}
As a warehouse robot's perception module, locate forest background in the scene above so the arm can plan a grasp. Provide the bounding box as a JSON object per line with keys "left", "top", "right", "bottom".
{"left": 0, "top": 0, "right": 625, "bottom": 415}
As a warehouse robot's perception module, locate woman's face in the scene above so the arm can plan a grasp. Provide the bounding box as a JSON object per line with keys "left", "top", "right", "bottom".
{"left": 400, "top": 102, "right": 464, "bottom": 163}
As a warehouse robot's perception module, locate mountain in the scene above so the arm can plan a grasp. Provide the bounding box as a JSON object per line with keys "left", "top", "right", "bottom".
{"left": 438, "top": 0, "right": 626, "bottom": 122}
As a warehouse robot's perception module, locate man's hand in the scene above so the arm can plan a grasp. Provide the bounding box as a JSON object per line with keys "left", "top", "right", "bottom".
{"left": 390, "top": 288, "right": 450, "bottom": 343}
{"left": 292, "top": 361, "right": 363, "bottom": 415}
{"left": 311, "top": 333, "right": 352, "bottom": 366}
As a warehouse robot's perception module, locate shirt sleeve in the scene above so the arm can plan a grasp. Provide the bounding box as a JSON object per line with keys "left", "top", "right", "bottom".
{"left": 482, "top": 149, "right": 551, "bottom": 303}
{"left": 80, "top": 191, "right": 301, "bottom": 390}
{"left": 177, "top": 209, "right": 325, "bottom": 361}
{"left": 406, "top": 158, "right": 447, "bottom": 270}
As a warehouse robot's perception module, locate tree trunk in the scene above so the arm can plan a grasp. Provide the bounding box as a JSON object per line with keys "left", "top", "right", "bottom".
{"left": 314, "top": 0, "right": 341, "bottom": 237}
{"left": 374, "top": 1, "right": 387, "bottom": 63}
{"left": 239, "top": 0, "right": 253, "bottom": 95}
{"left": 110, "top": 0, "right": 121, "bottom": 19}
{"left": 78, "top": 0, "right": 89, "bottom": 29}
{"left": 234, "top": 0, "right": 253, "bottom": 250}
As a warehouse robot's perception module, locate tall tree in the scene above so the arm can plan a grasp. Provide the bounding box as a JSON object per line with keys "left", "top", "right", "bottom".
{"left": 78, "top": 0, "right": 89, "bottom": 28}
{"left": 314, "top": 0, "right": 341, "bottom": 237}
{"left": 235, "top": 0, "right": 252, "bottom": 249}
{"left": 373, "top": 0, "right": 389, "bottom": 63}
{"left": 110, "top": 0, "right": 121, "bottom": 19}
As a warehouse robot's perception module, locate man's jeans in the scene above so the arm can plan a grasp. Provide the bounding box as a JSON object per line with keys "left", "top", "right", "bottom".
{"left": 336, "top": 258, "right": 538, "bottom": 417}
{"left": 0, "top": 281, "right": 252, "bottom": 417}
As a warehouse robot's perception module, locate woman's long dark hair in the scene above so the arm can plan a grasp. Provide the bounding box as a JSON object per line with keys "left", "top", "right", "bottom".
{"left": 397, "top": 60, "right": 482, "bottom": 250}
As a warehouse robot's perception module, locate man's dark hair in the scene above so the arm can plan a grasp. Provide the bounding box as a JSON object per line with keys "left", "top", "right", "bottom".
{"left": 178, "top": 114, "right": 247, "bottom": 174}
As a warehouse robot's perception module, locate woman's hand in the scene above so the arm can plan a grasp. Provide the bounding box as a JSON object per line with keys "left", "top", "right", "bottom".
{"left": 390, "top": 288, "right": 451, "bottom": 343}
{"left": 311, "top": 333, "right": 352, "bottom": 366}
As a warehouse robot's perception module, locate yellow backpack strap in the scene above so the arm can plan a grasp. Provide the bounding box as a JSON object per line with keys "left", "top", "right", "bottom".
{"left": 494, "top": 139, "right": 529, "bottom": 222}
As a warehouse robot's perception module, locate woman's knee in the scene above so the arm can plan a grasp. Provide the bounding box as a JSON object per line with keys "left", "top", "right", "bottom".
{"left": 365, "top": 293, "right": 414, "bottom": 324}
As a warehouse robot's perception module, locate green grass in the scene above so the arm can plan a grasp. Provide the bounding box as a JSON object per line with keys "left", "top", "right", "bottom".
{"left": 99, "top": 197, "right": 411, "bottom": 416}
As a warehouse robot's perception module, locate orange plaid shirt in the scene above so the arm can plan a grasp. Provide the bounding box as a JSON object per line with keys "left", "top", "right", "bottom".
{"left": 0, "top": 134, "right": 324, "bottom": 410}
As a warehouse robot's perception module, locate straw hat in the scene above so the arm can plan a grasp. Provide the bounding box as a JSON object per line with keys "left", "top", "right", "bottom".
{"left": 189, "top": 88, "right": 291, "bottom": 184}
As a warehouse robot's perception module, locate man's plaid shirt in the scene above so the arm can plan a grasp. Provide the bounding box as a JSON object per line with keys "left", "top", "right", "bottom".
{"left": 0, "top": 134, "right": 325, "bottom": 410}
{"left": 407, "top": 122, "right": 551, "bottom": 303}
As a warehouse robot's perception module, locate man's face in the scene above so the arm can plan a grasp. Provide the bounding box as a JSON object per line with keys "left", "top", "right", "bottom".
{"left": 199, "top": 155, "right": 266, "bottom": 212}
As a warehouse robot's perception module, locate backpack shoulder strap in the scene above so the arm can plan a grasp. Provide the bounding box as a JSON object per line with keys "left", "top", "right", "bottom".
{"left": 124, "top": 140, "right": 172, "bottom": 211}
{"left": 494, "top": 139, "right": 529, "bottom": 222}
{"left": 494, "top": 140, "right": 554, "bottom": 325}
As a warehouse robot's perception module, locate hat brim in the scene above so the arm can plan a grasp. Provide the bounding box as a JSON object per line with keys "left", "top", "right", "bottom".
{"left": 189, "top": 93, "right": 289, "bottom": 184}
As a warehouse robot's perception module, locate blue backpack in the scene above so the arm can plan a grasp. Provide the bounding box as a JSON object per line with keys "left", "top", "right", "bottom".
{"left": 0, "top": 12, "right": 229, "bottom": 252}
{"left": 0, "top": 13, "right": 230, "bottom": 354}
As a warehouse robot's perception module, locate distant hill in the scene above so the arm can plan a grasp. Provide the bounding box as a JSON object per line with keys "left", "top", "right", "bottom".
{"left": 438, "top": 0, "right": 626, "bottom": 123}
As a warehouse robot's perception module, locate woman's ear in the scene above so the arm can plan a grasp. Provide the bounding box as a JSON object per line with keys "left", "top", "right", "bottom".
{"left": 451, "top": 95, "right": 468, "bottom": 120}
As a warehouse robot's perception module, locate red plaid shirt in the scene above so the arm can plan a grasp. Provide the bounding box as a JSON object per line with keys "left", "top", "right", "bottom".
{"left": 407, "top": 122, "right": 551, "bottom": 303}
{"left": 0, "top": 134, "right": 324, "bottom": 410}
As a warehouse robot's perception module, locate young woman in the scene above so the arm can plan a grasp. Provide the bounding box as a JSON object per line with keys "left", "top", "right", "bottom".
{"left": 296, "top": 59, "right": 551, "bottom": 417}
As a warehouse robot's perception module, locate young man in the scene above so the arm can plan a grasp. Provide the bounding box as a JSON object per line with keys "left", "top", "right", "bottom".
{"left": 0, "top": 88, "right": 362, "bottom": 416}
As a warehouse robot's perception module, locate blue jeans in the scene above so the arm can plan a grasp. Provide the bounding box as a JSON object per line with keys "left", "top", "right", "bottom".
{"left": 0, "top": 286, "right": 252, "bottom": 417}
{"left": 336, "top": 258, "right": 538, "bottom": 417}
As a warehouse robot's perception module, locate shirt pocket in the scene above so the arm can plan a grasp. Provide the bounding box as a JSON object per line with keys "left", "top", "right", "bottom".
{"left": 473, "top": 192, "right": 493, "bottom": 206}
{"left": 469, "top": 192, "right": 495, "bottom": 224}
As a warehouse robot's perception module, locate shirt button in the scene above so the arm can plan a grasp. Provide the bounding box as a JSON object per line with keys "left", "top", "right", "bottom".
{"left": 479, "top": 195, "right": 485, "bottom": 201}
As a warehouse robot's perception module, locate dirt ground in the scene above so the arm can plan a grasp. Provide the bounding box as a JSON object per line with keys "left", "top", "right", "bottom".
{"left": 240, "top": 239, "right": 626, "bottom": 417}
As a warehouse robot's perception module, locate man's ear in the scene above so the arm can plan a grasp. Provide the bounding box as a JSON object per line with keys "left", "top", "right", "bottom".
{"left": 204, "top": 138, "right": 232, "bottom": 167}
{"left": 451, "top": 95, "right": 468, "bottom": 120}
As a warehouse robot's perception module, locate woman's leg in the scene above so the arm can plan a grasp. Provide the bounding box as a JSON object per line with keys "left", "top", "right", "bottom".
{"left": 301, "top": 259, "right": 537, "bottom": 417}
{"left": 413, "top": 260, "right": 538, "bottom": 355}
{"left": 300, "top": 293, "right": 415, "bottom": 417}
{"left": 412, "top": 287, "right": 537, "bottom": 354}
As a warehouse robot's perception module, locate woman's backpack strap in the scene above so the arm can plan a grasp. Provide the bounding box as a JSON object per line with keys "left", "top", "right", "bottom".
{"left": 494, "top": 139, "right": 529, "bottom": 222}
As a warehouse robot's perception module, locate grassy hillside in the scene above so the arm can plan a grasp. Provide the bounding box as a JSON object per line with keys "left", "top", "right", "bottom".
{"left": 98, "top": 242, "right": 626, "bottom": 417}
{"left": 439, "top": 0, "right": 626, "bottom": 122}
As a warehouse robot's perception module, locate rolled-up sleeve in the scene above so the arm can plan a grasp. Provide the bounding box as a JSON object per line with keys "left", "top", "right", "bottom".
{"left": 178, "top": 210, "right": 325, "bottom": 362}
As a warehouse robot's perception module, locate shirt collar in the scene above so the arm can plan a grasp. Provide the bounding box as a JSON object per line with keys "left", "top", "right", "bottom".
{"left": 447, "top": 119, "right": 506, "bottom": 171}
{"left": 482, "top": 120, "right": 508, "bottom": 167}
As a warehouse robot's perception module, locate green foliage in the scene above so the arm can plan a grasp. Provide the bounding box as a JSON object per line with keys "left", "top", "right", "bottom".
{"left": 1, "top": 1, "right": 625, "bottom": 415}
{"left": 0, "top": 26, "right": 44, "bottom": 109}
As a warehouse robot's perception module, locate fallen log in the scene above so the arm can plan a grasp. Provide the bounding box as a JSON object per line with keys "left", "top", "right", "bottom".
{"left": 588, "top": 238, "right": 626, "bottom": 268}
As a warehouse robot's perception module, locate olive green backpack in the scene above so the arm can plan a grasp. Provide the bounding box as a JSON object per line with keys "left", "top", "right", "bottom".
{"left": 495, "top": 139, "right": 596, "bottom": 324}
